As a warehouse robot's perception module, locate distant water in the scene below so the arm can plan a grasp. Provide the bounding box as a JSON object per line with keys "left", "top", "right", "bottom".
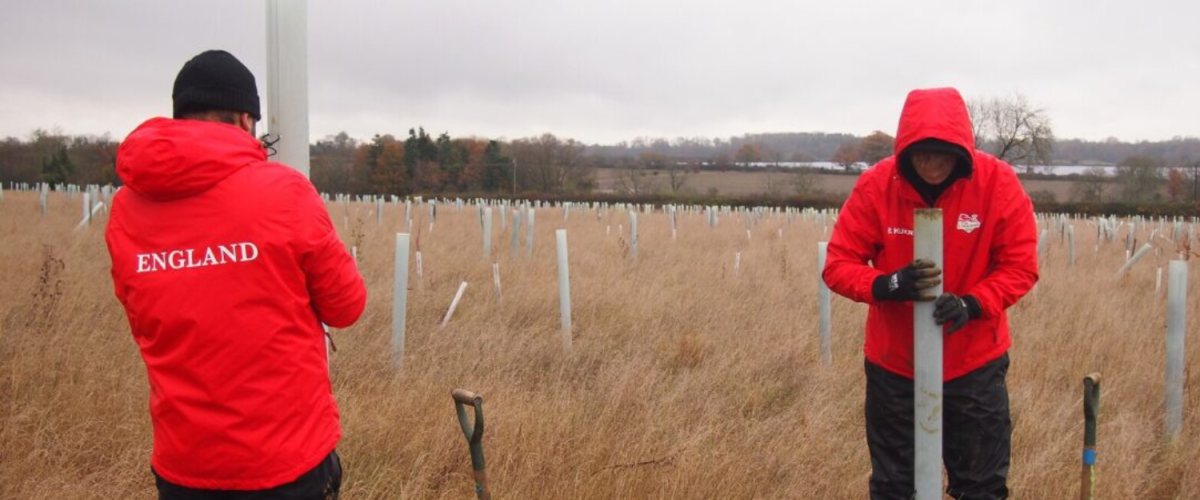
{"left": 748, "top": 162, "right": 1117, "bottom": 177}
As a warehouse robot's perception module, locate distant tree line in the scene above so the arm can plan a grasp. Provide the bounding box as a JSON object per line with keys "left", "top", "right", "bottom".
{"left": 0, "top": 129, "right": 120, "bottom": 188}
{"left": 1, "top": 98, "right": 1198, "bottom": 208}
{"left": 311, "top": 129, "right": 598, "bottom": 196}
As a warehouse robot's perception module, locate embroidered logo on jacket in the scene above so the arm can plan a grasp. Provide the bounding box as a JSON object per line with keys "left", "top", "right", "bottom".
{"left": 957, "top": 214, "right": 981, "bottom": 233}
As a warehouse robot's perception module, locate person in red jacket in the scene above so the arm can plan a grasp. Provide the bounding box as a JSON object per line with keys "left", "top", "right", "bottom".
{"left": 106, "top": 50, "right": 367, "bottom": 500}
{"left": 823, "top": 87, "right": 1038, "bottom": 500}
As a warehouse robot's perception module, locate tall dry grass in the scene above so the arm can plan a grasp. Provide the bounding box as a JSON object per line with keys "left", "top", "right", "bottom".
{"left": 1, "top": 190, "right": 1198, "bottom": 499}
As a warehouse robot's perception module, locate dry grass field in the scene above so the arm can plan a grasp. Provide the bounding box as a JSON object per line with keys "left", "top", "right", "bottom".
{"left": 591, "top": 167, "right": 1078, "bottom": 202}
{"left": 2, "top": 189, "right": 1199, "bottom": 499}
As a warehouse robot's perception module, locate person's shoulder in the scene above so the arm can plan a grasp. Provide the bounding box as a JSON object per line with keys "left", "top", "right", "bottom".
{"left": 971, "top": 152, "right": 1030, "bottom": 206}
{"left": 240, "top": 161, "right": 318, "bottom": 193}
{"left": 853, "top": 156, "right": 897, "bottom": 190}
{"left": 972, "top": 151, "right": 1017, "bottom": 180}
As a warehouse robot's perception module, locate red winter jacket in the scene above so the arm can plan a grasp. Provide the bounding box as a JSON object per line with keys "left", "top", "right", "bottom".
{"left": 106, "top": 118, "right": 366, "bottom": 489}
{"left": 822, "top": 88, "right": 1038, "bottom": 381}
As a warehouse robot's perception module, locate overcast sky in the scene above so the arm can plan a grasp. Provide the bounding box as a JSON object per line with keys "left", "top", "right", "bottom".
{"left": 2, "top": 0, "right": 1197, "bottom": 145}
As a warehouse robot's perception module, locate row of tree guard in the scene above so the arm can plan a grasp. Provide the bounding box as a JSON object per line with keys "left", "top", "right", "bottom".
{"left": 9, "top": 183, "right": 1196, "bottom": 498}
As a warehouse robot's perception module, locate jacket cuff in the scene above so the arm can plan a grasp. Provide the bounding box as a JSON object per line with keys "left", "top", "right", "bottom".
{"left": 872, "top": 275, "right": 891, "bottom": 302}
{"left": 963, "top": 295, "right": 982, "bottom": 319}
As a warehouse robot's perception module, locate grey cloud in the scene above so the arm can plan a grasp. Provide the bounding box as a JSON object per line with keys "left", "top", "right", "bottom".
{"left": 1, "top": 0, "right": 1197, "bottom": 144}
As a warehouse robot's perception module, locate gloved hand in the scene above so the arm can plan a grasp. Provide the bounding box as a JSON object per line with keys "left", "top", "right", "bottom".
{"left": 872, "top": 259, "right": 942, "bottom": 302}
{"left": 933, "top": 293, "right": 981, "bottom": 334}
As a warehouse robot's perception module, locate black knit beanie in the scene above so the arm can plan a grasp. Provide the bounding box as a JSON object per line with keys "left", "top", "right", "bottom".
{"left": 172, "top": 50, "right": 261, "bottom": 120}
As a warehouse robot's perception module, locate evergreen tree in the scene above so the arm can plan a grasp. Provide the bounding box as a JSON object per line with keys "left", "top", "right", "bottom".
{"left": 40, "top": 145, "right": 74, "bottom": 185}
{"left": 481, "top": 140, "right": 513, "bottom": 192}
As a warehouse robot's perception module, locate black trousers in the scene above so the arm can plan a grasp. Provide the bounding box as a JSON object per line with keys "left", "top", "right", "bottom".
{"left": 154, "top": 450, "right": 342, "bottom": 500}
{"left": 865, "top": 354, "right": 1011, "bottom": 500}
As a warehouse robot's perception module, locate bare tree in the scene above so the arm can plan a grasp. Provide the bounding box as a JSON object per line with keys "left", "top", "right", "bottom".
{"left": 764, "top": 170, "right": 784, "bottom": 198}
{"left": 665, "top": 162, "right": 689, "bottom": 193}
{"left": 507, "top": 133, "right": 592, "bottom": 192}
{"left": 1189, "top": 163, "right": 1200, "bottom": 202}
{"left": 1070, "top": 166, "right": 1111, "bottom": 202}
{"left": 968, "top": 93, "right": 1055, "bottom": 172}
{"left": 1116, "top": 155, "right": 1164, "bottom": 203}
{"left": 614, "top": 159, "right": 658, "bottom": 195}
{"left": 793, "top": 169, "right": 819, "bottom": 196}
{"left": 637, "top": 150, "right": 689, "bottom": 193}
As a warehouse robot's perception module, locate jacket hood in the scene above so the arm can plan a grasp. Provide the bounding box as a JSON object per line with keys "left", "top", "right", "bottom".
{"left": 894, "top": 88, "right": 975, "bottom": 160}
{"left": 117, "top": 117, "right": 265, "bottom": 201}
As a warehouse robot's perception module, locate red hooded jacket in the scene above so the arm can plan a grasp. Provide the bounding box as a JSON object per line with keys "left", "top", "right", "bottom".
{"left": 822, "top": 88, "right": 1038, "bottom": 381}
{"left": 106, "top": 118, "right": 367, "bottom": 489}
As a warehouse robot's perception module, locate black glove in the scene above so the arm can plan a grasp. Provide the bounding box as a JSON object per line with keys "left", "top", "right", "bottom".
{"left": 933, "top": 293, "right": 982, "bottom": 334}
{"left": 872, "top": 259, "right": 942, "bottom": 302}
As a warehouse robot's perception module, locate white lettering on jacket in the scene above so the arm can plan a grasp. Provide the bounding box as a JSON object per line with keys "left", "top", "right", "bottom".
{"left": 887, "top": 227, "right": 913, "bottom": 236}
{"left": 136, "top": 242, "right": 260, "bottom": 273}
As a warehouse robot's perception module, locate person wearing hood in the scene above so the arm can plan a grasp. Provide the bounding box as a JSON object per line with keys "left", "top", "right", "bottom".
{"left": 823, "top": 88, "right": 1038, "bottom": 499}
{"left": 105, "top": 50, "right": 366, "bottom": 499}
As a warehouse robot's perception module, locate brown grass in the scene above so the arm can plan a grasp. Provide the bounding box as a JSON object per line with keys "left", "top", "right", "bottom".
{"left": 1, "top": 191, "right": 1198, "bottom": 499}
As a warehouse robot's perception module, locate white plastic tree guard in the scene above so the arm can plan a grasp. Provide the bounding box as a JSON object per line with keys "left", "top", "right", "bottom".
{"left": 913, "top": 209, "right": 944, "bottom": 500}
{"left": 630, "top": 211, "right": 639, "bottom": 261}
{"left": 1165, "top": 260, "right": 1188, "bottom": 441}
{"left": 817, "top": 242, "right": 832, "bottom": 367}
{"left": 492, "top": 263, "right": 502, "bottom": 301}
{"left": 526, "top": 207, "right": 535, "bottom": 258}
{"left": 1067, "top": 224, "right": 1076, "bottom": 267}
{"left": 511, "top": 209, "right": 522, "bottom": 256}
{"left": 556, "top": 229, "right": 573, "bottom": 352}
{"left": 442, "top": 282, "right": 469, "bottom": 328}
{"left": 1117, "top": 243, "right": 1153, "bottom": 275}
{"left": 482, "top": 206, "right": 493, "bottom": 259}
{"left": 392, "top": 233, "right": 410, "bottom": 368}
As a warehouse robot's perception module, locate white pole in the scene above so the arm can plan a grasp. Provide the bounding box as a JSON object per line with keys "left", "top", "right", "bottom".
{"left": 1037, "top": 228, "right": 1049, "bottom": 261}
{"left": 483, "top": 206, "right": 493, "bottom": 259}
{"left": 1165, "top": 260, "right": 1188, "bottom": 441}
{"left": 415, "top": 250, "right": 423, "bottom": 288}
{"left": 667, "top": 205, "right": 676, "bottom": 239}
{"left": 526, "top": 207, "right": 535, "bottom": 258}
{"left": 556, "top": 229, "right": 573, "bottom": 352}
{"left": 392, "top": 233, "right": 410, "bottom": 368}
{"left": 630, "top": 211, "right": 639, "bottom": 261}
{"left": 82, "top": 192, "right": 91, "bottom": 225}
{"left": 265, "top": 0, "right": 309, "bottom": 177}
{"left": 492, "top": 263, "right": 502, "bottom": 301}
{"left": 405, "top": 200, "right": 412, "bottom": 234}
{"left": 39, "top": 184, "right": 47, "bottom": 215}
{"left": 511, "top": 209, "right": 522, "bottom": 256}
{"left": 913, "top": 208, "right": 944, "bottom": 500}
{"left": 1117, "top": 243, "right": 1154, "bottom": 275}
{"left": 734, "top": 251, "right": 741, "bottom": 277}
{"left": 817, "top": 242, "right": 832, "bottom": 367}
{"left": 1067, "top": 224, "right": 1076, "bottom": 268}
{"left": 442, "top": 281, "right": 468, "bottom": 328}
